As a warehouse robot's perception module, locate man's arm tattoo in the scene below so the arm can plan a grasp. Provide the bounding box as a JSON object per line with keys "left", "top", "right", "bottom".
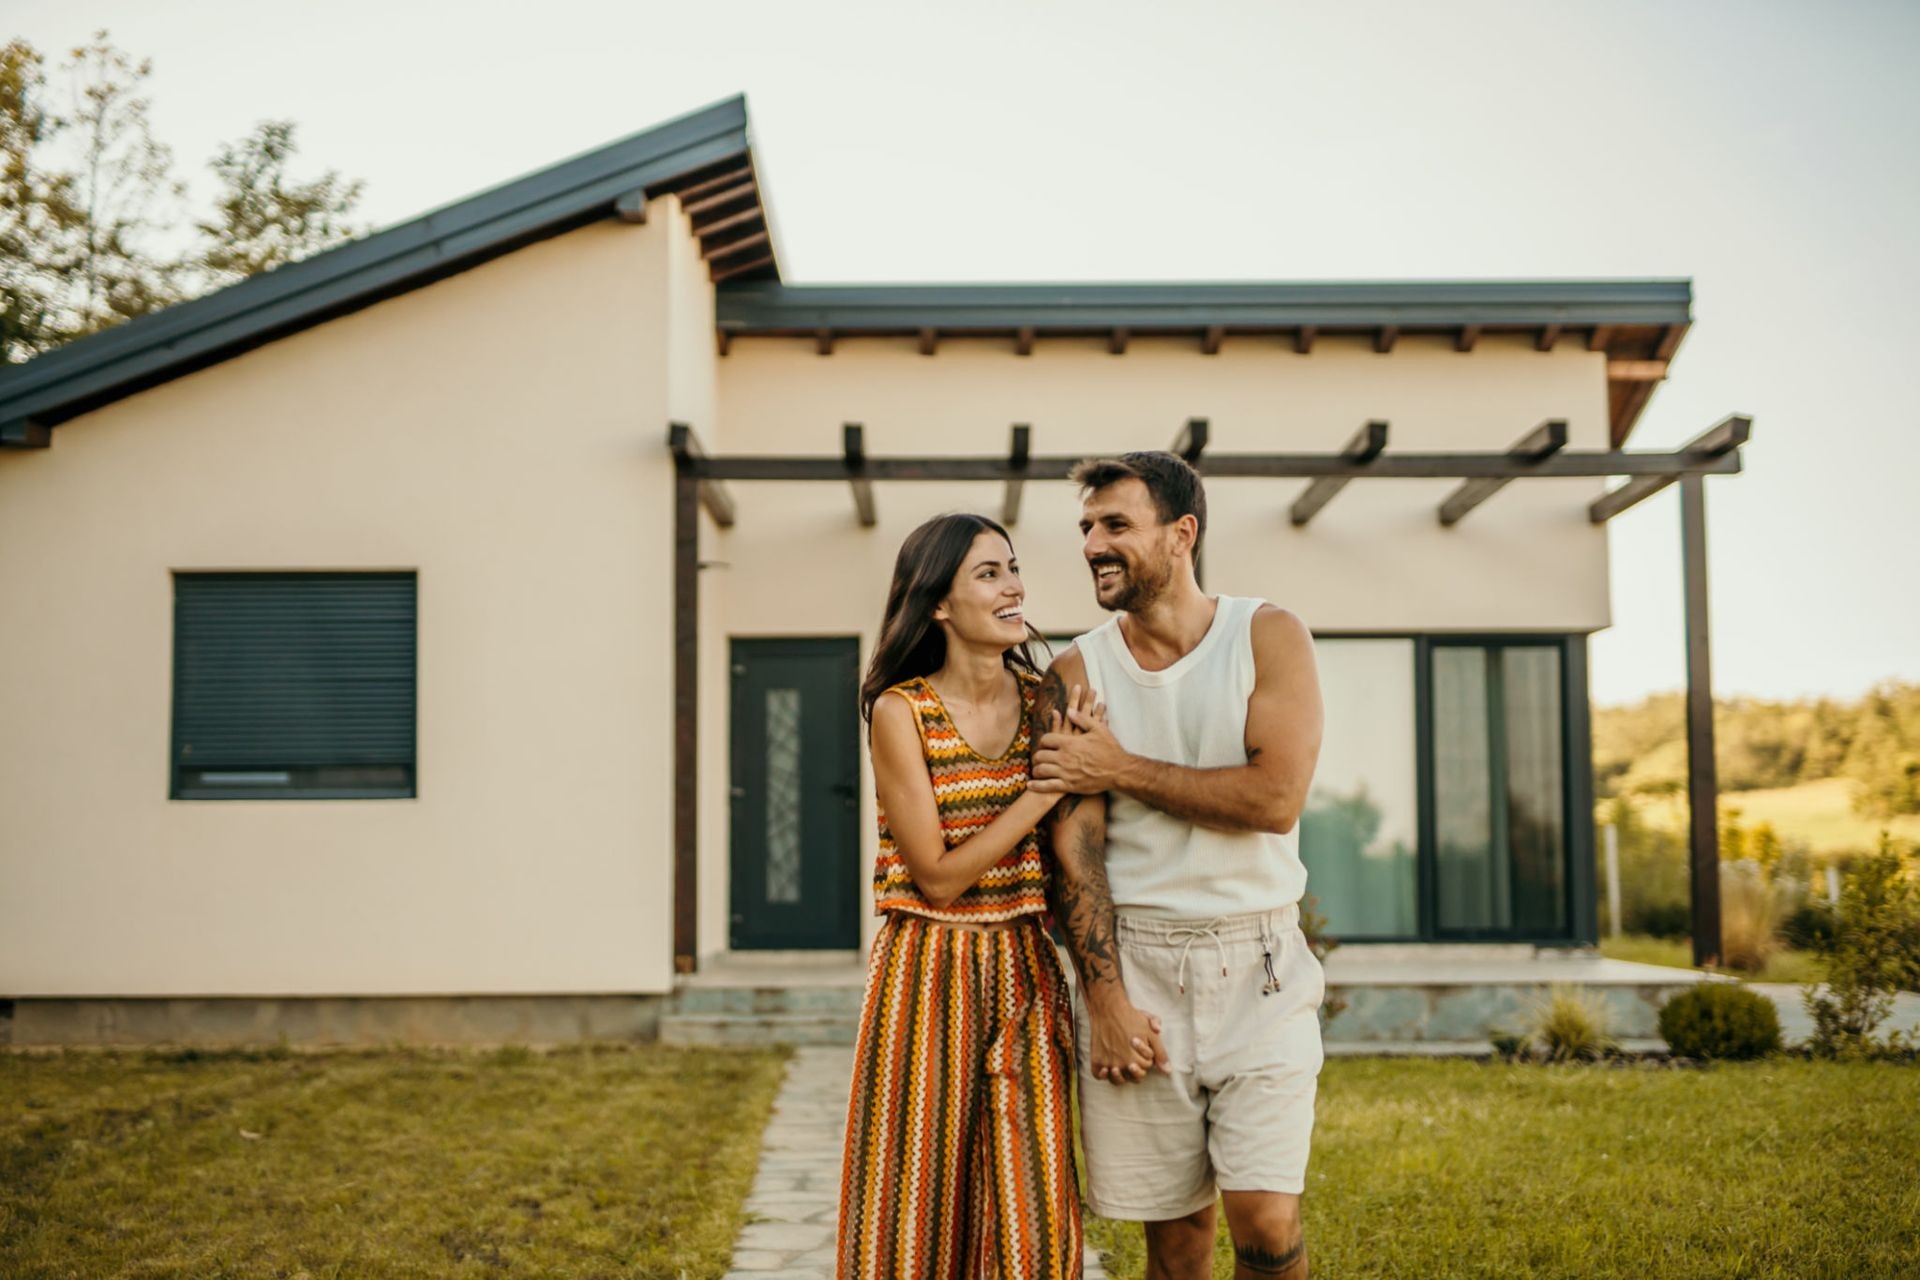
{"left": 1234, "top": 1240, "right": 1306, "bottom": 1277}
{"left": 1031, "top": 666, "right": 1083, "bottom": 819}
{"left": 1050, "top": 821, "right": 1120, "bottom": 990}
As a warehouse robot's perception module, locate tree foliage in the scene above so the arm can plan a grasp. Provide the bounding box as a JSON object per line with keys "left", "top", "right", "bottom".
{"left": 1, "top": 31, "right": 364, "bottom": 365}
{"left": 1595, "top": 680, "right": 1920, "bottom": 819}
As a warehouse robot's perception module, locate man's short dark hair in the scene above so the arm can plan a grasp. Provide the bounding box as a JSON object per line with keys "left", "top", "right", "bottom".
{"left": 1069, "top": 450, "right": 1207, "bottom": 558}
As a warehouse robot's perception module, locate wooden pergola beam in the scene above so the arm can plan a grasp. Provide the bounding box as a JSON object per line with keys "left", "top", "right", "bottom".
{"left": 1294, "top": 326, "right": 1316, "bottom": 354}
{"left": 918, "top": 328, "right": 938, "bottom": 356}
{"left": 1109, "top": 327, "right": 1130, "bottom": 355}
{"left": 1437, "top": 419, "right": 1568, "bottom": 526}
{"left": 1589, "top": 414, "right": 1750, "bottom": 523}
{"left": 843, "top": 422, "right": 877, "bottom": 526}
{"left": 1374, "top": 326, "right": 1399, "bottom": 354}
{"left": 1536, "top": 323, "right": 1562, "bottom": 352}
{"left": 1172, "top": 418, "right": 1209, "bottom": 464}
{"left": 1456, "top": 324, "right": 1480, "bottom": 353}
{"left": 1014, "top": 326, "right": 1035, "bottom": 356}
{"left": 1201, "top": 325, "right": 1224, "bottom": 355}
{"left": 1289, "top": 420, "right": 1389, "bottom": 526}
{"left": 1002, "top": 424, "right": 1031, "bottom": 526}
{"left": 1587, "top": 325, "right": 1614, "bottom": 352}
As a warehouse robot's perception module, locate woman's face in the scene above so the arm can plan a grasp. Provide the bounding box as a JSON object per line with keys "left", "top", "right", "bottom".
{"left": 933, "top": 530, "right": 1028, "bottom": 650}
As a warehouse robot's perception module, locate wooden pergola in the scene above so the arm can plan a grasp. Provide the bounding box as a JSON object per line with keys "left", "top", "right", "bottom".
{"left": 667, "top": 413, "right": 1751, "bottom": 971}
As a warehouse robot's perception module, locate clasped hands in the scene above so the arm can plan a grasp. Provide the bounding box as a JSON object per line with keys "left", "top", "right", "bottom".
{"left": 1030, "top": 684, "right": 1130, "bottom": 797}
{"left": 1037, "top": 685, "right": 1170, "bottom": 1086}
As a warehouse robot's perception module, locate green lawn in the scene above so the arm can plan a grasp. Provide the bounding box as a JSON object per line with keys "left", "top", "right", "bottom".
{"left": 1600, "top": 933, "right": 1828, "bottom": 984}
{"left": 1085, "top": 1058, "right": 1920, "bottom": 1279}
{"left": 0, "top": 1043, "right": 787, "bottom": 1280}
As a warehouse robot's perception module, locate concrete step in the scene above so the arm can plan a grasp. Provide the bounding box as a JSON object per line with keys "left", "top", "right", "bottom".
{"left": 659, "top": 1012, "right": 858, "bottom": 1048}
{"left": 670, "top": 985, "right": 865, "bottom": 1017}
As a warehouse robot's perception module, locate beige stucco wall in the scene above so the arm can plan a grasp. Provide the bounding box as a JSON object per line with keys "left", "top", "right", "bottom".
{"left": 0, "top": 213, "right": 694, "bottom": 998}
{"left": 706, "top": 332, "right": 1612, "bottom": 951}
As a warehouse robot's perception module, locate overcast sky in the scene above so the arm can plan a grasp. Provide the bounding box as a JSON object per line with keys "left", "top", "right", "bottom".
{"left": 12, "top": 0, "right": 1917, "bottom": 705}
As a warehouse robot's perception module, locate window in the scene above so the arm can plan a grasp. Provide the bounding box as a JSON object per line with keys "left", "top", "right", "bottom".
{"left": 1300, "top": 639, "right": 1419, "bottom": 938}
{"left": 171, "top": 572, "right": 417, "bottom": 799}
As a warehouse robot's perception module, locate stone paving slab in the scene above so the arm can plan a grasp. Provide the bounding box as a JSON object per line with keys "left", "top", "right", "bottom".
{"left": 725, "top": 1045, "right": 1107, "bottom": 1278}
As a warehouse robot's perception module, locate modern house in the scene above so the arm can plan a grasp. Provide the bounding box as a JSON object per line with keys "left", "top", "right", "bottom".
{"left": 0, "top": 98, "right": 1742, "bottom": 1048}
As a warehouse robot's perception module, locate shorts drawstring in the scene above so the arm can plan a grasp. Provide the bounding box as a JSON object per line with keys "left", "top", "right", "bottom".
{"left": 1165, "top": 918, "right": 1230, "bottom": 994}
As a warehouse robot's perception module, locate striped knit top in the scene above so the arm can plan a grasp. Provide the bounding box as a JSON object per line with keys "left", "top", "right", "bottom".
{"left": 872, "top": 671, "right": 1051, "bottom": 923}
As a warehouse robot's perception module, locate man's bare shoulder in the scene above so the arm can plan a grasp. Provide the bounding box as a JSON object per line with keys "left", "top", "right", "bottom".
{"left": 1249, "top": 604, "right": 1316, "bottom": 670}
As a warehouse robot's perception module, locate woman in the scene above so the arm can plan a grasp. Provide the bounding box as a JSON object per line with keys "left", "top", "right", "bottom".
{"left": 835, "top": 512, "right": 1093, "bottom": 1280}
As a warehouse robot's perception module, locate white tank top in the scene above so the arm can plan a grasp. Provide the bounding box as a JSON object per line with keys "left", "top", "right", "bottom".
{"left": 1072, "top": 594, "right": 1308, "bottom": 919}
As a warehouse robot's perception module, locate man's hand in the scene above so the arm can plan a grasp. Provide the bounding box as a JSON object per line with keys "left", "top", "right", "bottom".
{"left": 1086, "top": 993, "right": 1171, "bottom": 1085}
{"left": 1031, "top": 691, "right": 1130, "bottom": 796}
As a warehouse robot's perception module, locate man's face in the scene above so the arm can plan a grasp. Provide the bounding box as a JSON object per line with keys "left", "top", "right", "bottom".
{"left": 1079, "top": 477, "right": 1183, "bottom": 613}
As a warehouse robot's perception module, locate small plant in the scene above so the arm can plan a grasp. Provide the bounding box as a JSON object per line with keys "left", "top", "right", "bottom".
{"left": 1657, "top": 982, "right": 1782, "bottom": 1060}
{"left": 1299, "top": 893, "right": 1347, "bottom": 1025}
{"left": 1531, "top": 984, "right": 1617, "bottom": 1063}
{"left": 1718, "top": 860, "right": 1785, "bottom": 973}
{"left": 1803, "top": 834, "right": 1920, "bottom": 1059}
{"left": 1781, "top": 898, "right": 1837, "bottom": 952}
{"left": 1489, "top": 1030, "right": 1531, "bottom": 1062}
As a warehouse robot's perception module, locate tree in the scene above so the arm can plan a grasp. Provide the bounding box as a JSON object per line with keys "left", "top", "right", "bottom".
{"left": 0, "top": 38, "right": 86, "bottom": 363}
{"left": 194, "top": 119, "right": 365, "bottom": 289}
{"left": 60, "top": 30, "right": 185, "bottom": 335}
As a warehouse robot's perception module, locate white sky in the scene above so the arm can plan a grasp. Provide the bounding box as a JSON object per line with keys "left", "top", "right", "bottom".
{"left": 12, "top": 0, "right": 1918, "bottom": 704}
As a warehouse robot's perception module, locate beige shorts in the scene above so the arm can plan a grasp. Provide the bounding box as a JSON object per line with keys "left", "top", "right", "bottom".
{"left": 1073, "top": 904, "right": 1326, "bottom": 1219}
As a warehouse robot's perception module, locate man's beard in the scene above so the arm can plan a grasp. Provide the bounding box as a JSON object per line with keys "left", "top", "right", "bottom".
{"left": 1095, "top": 555, "right": 1174, "bottom": 613}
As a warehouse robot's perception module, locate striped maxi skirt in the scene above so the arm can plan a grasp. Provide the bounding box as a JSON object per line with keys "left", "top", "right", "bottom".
{"left": 836, "top": 911, "right": 1083, "bottom": 1279}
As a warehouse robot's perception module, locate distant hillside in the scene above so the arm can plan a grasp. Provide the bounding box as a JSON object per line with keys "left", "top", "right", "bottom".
{"left": 1594, "top": 681, "right": 1920, "bottom": 821}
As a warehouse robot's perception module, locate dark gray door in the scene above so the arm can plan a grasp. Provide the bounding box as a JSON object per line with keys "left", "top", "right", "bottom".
{"left": 729, "top": 638, "right": 862, "bottom": 950}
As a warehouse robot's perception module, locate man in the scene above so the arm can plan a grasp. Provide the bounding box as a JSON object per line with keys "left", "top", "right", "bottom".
{"left": 1030, "top": 450, "right": 1326, "bottom": 1280}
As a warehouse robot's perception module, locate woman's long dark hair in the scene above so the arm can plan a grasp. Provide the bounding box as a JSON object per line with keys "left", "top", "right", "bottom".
{"left": 861, "top": 512, "right": 1048, "bottom": 723}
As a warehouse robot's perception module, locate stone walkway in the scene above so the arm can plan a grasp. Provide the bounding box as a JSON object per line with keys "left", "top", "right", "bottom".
{"left": 724, "top": 1046, "right": 1109, "bottom": 1278}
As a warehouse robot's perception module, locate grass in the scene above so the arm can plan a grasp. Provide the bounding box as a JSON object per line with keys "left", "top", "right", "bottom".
{"left": 1085, "top": 1057, "right": 1920, "bottom": 1279}
{"left": 1600, "top": 932, "right": 1828, "bottom": 984}
{"left": 0, "top": 1042, "right": 788, "bottom": 1280}
{"left": 1637, "top": 777, "right": 1920, "bottom": 856}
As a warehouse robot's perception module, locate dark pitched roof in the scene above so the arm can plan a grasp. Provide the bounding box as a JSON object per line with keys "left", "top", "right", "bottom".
{"left": 1, "top": 96, "right": 776, "bottom": 443}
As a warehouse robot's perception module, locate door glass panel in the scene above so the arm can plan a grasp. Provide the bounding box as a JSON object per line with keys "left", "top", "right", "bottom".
{"left": 763, "top": 687, "right": 802, "bottom": 904}
{"left": 1434, "top": 647, "right": 1502, "bottom": 930}
{"left": 1300, "top": 640, "right": 1418, "bottom": 937}
{"left": 1434, "top": 644, "right": 1566, "bottom": 936}
{"left": 1502, "top": 647, "right": 1566, "bottom": 934}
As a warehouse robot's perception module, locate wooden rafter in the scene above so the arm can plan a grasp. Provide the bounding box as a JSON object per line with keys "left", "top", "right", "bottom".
{"left": 692, "top": 204, "right": 763, "bottom": 239}
{"left": 671, "top": 165, "right": 752, "bottom": 205}
{"left": 681, "top": 181, "right": 757, "bottom": 218}
{"left": 1588, "top": 325, "right": 1614, "bottom": 352}
{"left": 1109, "top": 327, "right": 1129, "bottom": 355}
{"left": 704, "top": 229, "right": 770, "bottom": 262}
{"left": 1588, "top": 414, "right": 1750, "bottom": 523}
{"left": 1374, "top": 326, "right": 1399, "bottom": 354}
{"left": 1456, "top": 325, "right": 1480, "bottom": 353}
{"left": 1171, "top": 418, "right": 1209, "bottom": 465}
{"left": 1294, "top": 326, "right": 1316, "bottom": 355}
{"left": 844, "top": 423, "right": 876, "bottom": 526}
{"left": 1536, "top": 324, "right": 1562, "bottom": 352}
{"left": 1437, "top": 419, "right": 1567, "bottom": 526}
{"left": 918, "top": 328, "right": 938, "bottom": 356}
{"left": 1201, "top": 325, "right": 1224, "bottom": 355}
{"left": 1002, "top": 424, "right": 1032, "bottom": 525}
{"left": 713, "top": 253, "right": 775, "bottom": 283}
{"left": 1014, "top": 326, "right": 1035, "bottom": 356}
{"left": 1289, "top": 420, "right": 1389, "bottom": 526}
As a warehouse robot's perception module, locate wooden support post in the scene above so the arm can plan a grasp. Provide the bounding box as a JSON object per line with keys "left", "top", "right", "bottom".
{"left": 672, "top": 447, "right": 699, "bottom": 974}
{"left": 1289, "top": 420, "right": 1388, "bottom": 526}
{"left": 1681, "top": 472, "right": 1722, "bottom": 968}
{"left": 1437, "top": 419, "right": 1567, "bottom": 526}
{"left": 1001, "top": 424, "right": 1031, "bottom": 526}
{"left": 844, "top": 423, "right": 876, "bottom": 527}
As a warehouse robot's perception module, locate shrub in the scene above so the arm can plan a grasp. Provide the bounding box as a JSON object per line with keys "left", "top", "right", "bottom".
{"left": 1636, "top": 901, "right": 1693, "bottom": 941}
{"left": 1781, "top": 899, "right": 1837, "bottom": 952}
{"left": 1489, "top": 1030, "right": 1531, "bottom": 1062}
{"left": 1657, "top": 982, "right": 1782, "bottom": 1060}
{"left": 1719, "top": 860, "right": 1785, "bottom": 973}
{"left": 1804, "top": 834, "right": 1920, "bottom": 1058}
{"left": 1532, "top": 984, "right": 1617, "bottom": 1063}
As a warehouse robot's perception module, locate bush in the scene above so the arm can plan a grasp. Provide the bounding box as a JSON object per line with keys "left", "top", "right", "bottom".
{"left": 1636, "top": 900, "right": 1693, "bottom": 941}
{"left": 1804, "top": 834, "right": 1920, "bottom": 1058}
{"left": 1781, "top": 899, "right": 1837, "bottom": 951}
{"left": 1719, "top": 860, "right": 1785, "bottom": 973}
{"left": 1657, "top": 982, "right": 1782, "bottom": 1060}
{"left": 1532, "top": 984, "right": 1617, "bottom": 1063}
